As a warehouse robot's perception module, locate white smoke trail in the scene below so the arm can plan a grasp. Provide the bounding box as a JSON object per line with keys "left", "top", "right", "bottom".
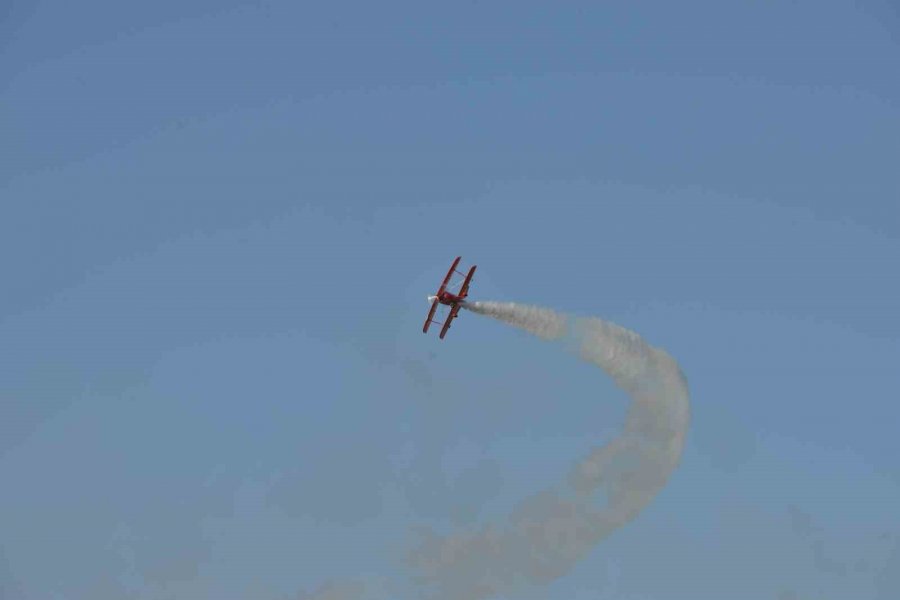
{"left": 407, "top": 301, "right": 691, "bottom": 600}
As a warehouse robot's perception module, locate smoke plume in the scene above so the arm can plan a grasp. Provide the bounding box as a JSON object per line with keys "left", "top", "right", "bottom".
{"left": 406, "top": 301, "right": 691, "bottom": 599}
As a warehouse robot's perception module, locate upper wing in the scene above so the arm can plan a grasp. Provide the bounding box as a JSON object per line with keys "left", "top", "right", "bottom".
{"left": 437, "top": 256, "right": 462, "bottom": 295}
{"left": 423, "top": 298, "right": 439, "bottom": 334}
{"left": 439, "top": 304, "right": 462, "bottom": 339}
{"left": 458, "top": 265, "right": 477, "bottom": 299}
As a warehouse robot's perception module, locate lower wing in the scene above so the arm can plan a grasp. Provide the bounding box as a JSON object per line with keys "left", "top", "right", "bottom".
{"left": 423, "top": 299, "right": 440, "bottom": 333}
{"left": 439, "top": 304, "right": 462, "bottom": 339}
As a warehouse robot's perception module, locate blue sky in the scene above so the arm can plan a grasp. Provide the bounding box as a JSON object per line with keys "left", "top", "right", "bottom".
{"left": 2, "top": 1, "right": 899, "bottom": 598}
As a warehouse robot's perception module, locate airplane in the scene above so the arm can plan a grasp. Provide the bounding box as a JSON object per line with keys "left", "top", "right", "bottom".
{"left": 422, "top": 256, "right": 477, "bottom": 340}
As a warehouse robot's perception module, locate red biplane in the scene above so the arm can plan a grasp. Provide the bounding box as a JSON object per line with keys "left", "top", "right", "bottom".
{"left": 422, "top": 256, "right": 477, "bottom": 340}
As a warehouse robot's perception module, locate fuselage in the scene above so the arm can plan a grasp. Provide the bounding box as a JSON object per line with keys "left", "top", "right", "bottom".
{"left": 427, "top": 290, "right": 462, "bottom": 306}
{"left": 438, "top": 290, "right": 461, "bottom": 305}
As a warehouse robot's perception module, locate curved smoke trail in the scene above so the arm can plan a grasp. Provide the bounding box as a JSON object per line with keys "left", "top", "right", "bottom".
{"left": 406, "top": 301, "right": 691, "bottom": 600}
{"left": 303, "top": 302, "right": 690, "bottom": 600}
